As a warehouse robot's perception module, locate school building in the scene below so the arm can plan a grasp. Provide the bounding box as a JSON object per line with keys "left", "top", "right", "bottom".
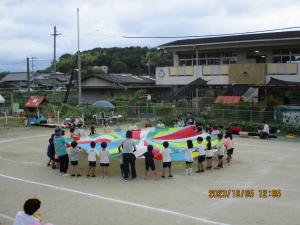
{"left": 156, "top": 31, "right": 300, "bottom": 104}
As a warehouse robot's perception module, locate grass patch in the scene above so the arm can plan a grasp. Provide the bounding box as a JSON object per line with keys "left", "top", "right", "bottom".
{"left": 0, "top": 116, "right": 24, "bottom": 127}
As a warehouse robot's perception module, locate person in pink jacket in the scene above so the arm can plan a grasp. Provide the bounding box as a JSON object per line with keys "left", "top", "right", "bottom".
{"left": 224, "top": 134, "right": 234, "bottom": 164}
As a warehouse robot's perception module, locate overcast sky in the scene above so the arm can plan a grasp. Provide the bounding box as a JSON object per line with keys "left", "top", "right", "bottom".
{"left": 1, "top": 0, "right": 300, "bottom": 71}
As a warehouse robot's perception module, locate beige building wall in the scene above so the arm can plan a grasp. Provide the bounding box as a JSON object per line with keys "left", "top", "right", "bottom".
{"left": 229, "top": 64, "right": 266, "bottom": 85}
{"left": 81, "top": 77, "right": 112, "bottom": 87}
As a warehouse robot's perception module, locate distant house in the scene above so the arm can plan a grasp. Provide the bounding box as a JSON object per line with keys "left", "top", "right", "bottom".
{"left": 0, "top": 72, "right": 31, "bottom": 88}
{"left": 34, "top": 72, "right": 71, "bottom": 89}
{"left": 81, "top": 73, "right": 169, "bottom": 104}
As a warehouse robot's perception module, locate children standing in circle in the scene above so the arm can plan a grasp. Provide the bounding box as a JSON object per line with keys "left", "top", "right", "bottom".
{"left": 205, "top": 136, "right": 214, "bottom": 170}
{"left": 87, "top": 141, "right": 97, "bottom": 177}
{"left": 224, "top": 134, "right": 234, "bottom": 164}
{"left": 215, "top": 133, "right": 224, "bottom": 168}
{"left": 70, "top": 141, "right": 82, "bottom": 177}
{"left": 141, "top": 145, "right": 158, "bottom": 179}
{"left": 184, "top": 140, "right": 194, "bottom": 175}
{"left": 196, "top": 136, "right": 205, "bottom": 173}
{"left": 99, "top": 142, "right": 111, "bottom": 178}
{"left": 161, "top": 141, "right": 173, "bottom": 178}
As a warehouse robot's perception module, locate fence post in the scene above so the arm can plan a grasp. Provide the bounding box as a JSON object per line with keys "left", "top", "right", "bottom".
{"left": 222, "top": 109, "right": 225, "bottom": 121}
{"left": 4, "top": 111, "right": 8, "bottom": 125}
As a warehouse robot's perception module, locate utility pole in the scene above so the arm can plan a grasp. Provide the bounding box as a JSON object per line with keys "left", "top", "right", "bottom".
{"left": 148, "top": 46, "right": 151, "bottom": 76}
{"left": 31, "top": 57, "right": 36, "bottom": 89}
{"left": 77, "top": 8, "right": 82, "bottom": 106}
{"left": 50, "top": 25, "right": 61, "bottom": 74}
{"left": 26, "top": 57, "right": 30, "bottom": 96}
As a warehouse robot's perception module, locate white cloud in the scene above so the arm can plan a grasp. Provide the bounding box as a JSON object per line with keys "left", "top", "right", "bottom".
{"left": 1, "top": 0, "right": 300, "bottom": 71}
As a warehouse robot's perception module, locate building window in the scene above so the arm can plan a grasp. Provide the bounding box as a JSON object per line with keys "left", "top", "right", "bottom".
{"left": 197, "top": 52, "right": 236, "bottom": 65}
{"left": 178, "top": 52, "right": 196, "bottom": 66}
{"left": 272, "top": 49, "right": 300, "bottom": 63}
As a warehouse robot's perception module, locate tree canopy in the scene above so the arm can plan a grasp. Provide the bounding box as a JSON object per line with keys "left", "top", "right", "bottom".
{"left": 46, "top": 47, "right": 172, "bottom": 77}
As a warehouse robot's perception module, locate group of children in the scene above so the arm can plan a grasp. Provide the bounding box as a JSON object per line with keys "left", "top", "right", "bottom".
{"left": 47, "top": 129, "right": 234, "bottom": 179}
{"left": 184, "top": 133, "right": 234, "bottom": 176}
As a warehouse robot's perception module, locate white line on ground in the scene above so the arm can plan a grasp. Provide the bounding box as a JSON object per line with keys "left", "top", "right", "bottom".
{"left": 0, "top": 213, "right": 14, "bottom": 221}
{"left": 0, "top": 156, "right": 41, "bottom": 166}
{"left": 235, "top": 143, "right": 298, "bottom": 150}
{"left": 0, "top": 135, "right": 49, "bottom": 144}
{"left": 0, "top": 173, "right": 230, "bottom": 225}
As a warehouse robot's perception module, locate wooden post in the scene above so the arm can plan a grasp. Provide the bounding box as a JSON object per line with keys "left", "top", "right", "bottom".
{"left": 10, "top": 91, "right": 14, "bottom": 115}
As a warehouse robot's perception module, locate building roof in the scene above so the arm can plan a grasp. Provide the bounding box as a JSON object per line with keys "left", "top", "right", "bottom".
{"left": 1, "top": 72, "right": 31, "bottom": 82}
{"left": 267, "top": 77, "right": 300, "bottom": 86}
{"left": 35, "top": 78, "right": 69, "bottom": 87}
{"left": 82, "top": 74, "right": 155, "bottom": 86}
{"left": 215, "top": 96, "right": 241, "bottom": 104}
{"left": 25, "top": 96, "right": 48, "bottom": 108}
{"left": 160, "top": 31, "right": 300, "bottom": 48}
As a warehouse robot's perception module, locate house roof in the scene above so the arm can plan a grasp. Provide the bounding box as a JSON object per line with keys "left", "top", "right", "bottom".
{"left": 215, "top": 96, "right": 241, "bottom": 104}
{"left": 82, "top": 74, "right": 155, "bottom": 86}
{"left": 25, "top": 96, "right": 48, "bottom": 108}
{"left": 267, "top": 77, "right": 300, "bottom": 86}
{"left": 35, "top": 78, "right": 69, "bottom": 86}
{"left": 1, "top": 72, "right": 31, "bottom": 82}
{"left": 160, "top": 31, "right": 300, "bottom": 48}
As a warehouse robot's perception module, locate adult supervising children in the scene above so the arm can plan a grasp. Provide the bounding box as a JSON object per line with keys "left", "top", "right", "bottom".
{"left": 54, "top": 127, "right": 69, "bottom": 176}
{"left": 118, "top": 130, "right": 137, "bottom": 181}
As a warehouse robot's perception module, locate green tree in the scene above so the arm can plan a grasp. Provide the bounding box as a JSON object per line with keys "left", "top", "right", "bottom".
{"left": 110, "top": 60, "right": 128, "bottom": 73}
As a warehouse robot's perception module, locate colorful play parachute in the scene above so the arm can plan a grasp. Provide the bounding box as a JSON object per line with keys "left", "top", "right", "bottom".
{"left": 66, "top": 126, "right": 219, "bottom": 161}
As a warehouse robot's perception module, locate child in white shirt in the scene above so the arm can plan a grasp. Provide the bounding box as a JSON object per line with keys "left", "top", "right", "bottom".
{"left": 205, "top": 136, "right": 214, "bottom": 170}
{"left": 86, "top": 141, "right": 97, "bottom": 177}
{"left": 195, "top": 136, "right": 205, "bottom": 173}
{"left": 215, "top": 133, "right": 224, "bottom": 168}
{"left": 185, "top": 140, "right": 194, "bottom": 175}
{"left": 13, "top": 198, "right": 53, "bottom": 225}
{"left": 161, "top": 141, "right": 173, "bottom": 178}
{"left": 99, "top": 142, "right": 111, "bottom": 178}
{"left": 70, "top": 141, "right": 83, "bottom": 177}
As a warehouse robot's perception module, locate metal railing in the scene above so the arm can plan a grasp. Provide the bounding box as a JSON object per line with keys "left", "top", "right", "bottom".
{"left": 113, "top": 105, "right": 275, "bottom": 123}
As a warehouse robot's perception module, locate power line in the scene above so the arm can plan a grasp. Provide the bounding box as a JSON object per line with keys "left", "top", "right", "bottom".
{"left": 60, "top": 25, "right": 300, "bottom": 39}
{"left": 121, "top": 26, "right": 300, "bottom": 39}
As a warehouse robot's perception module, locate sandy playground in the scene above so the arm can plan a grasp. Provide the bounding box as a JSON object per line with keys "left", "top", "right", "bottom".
{"left": 0, "top": 126, "right": 299, "bottom": 225}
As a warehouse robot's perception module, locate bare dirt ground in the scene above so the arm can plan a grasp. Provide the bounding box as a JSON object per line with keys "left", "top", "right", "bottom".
{"left": 0, "top": 127, "right": 299, "bottom": 225}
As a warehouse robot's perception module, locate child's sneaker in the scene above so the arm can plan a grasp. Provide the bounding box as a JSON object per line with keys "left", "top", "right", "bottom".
{"left": 161, "top": 175, "right": 165, "bottom": 178}
{"left": 62, "top": 173, "right": 69, "bottom": 177}
{"left": 77, "top": 174, "right": 81, "bottom": 177}
{"left": 71, "top": 174, "right": 76, "bottom": 177}
{"left": 168, "top": 175, "right": 173, "bottom": 178}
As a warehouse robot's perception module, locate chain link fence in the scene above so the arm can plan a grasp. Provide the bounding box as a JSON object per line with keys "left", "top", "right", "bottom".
{"left": 113, "top": 105, "right": 275, "bottom": 124}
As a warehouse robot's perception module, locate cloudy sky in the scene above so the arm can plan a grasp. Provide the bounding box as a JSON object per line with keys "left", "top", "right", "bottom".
{"left": 1, "top": 0, "right": 300, "bottom": 71}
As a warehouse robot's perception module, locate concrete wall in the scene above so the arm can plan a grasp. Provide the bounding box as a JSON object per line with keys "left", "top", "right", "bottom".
{"left": 81, "top": 77, "right": 112, "bottom": 87}
{"left": 156, "top": 66, "right": 200, "bottom": 85}
{"left": 156, "top": 66, "right": 230, "bottom": 85}
{"left": 229, "top": 64, "right": 266, "bottom": 85}
{"left": 266, "top": 64, "right": 300, "bottom": 83}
